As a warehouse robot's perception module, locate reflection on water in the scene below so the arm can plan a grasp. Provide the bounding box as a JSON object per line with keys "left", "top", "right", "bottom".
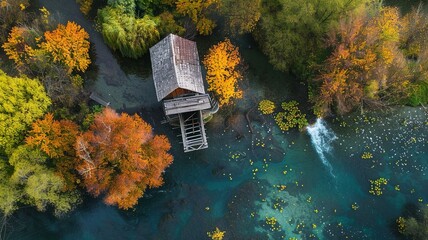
{"left": 9, "top": 1, "right": 428, "bottom": 240}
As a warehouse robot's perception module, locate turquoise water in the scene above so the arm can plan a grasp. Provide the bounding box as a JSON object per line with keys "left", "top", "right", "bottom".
{"left": 5, "top": 1, "right": 428, "bottom": 239}
{"left": 7, "top": 103, "right": 427, "bottom": 239}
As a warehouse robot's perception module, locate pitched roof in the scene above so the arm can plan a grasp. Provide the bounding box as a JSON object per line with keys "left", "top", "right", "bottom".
{"left": 150, "top": 34, "right": 205, "bottom": 101}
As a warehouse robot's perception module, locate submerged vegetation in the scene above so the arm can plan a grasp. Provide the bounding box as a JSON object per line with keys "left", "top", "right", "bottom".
{"left": 397, "top": 205, "right": 428, "bottom": 239}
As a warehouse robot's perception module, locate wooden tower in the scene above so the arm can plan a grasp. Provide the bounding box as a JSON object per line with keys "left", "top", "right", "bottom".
{"left": 150, "top": 34, "right": 218, "bottom": 152}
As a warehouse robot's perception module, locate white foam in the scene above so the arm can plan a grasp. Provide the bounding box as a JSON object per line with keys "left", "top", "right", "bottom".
{"left": 307, "top": 118, "right": 337, "bottom": 177}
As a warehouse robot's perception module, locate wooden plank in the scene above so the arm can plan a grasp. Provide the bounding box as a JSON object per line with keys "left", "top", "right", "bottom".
{"left": 199, "top": 110, "right": 208, "bottom": 148}
{"left": 164, "top": 94, "right": 211, "bottom": 115}
{"left": 178, "top": 113, "right": 188, "bottom": 150}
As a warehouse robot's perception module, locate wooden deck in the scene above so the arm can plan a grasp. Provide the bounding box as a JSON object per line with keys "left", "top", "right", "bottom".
{"left": 90, "top": 92, "right": 111, "bottom": 107}
{"left": 164, "top": 94, "right": 211, "bottom": 115}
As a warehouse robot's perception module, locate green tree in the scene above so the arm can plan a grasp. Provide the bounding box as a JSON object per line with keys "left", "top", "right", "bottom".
{"left": 0, "top": 70, "right": 51, "bottom": 155}
{"left": 108, "top": 0, "right": 136, "bottom": 14}
{"left": 400, "top": 8, "right": 428, "bottom": 106}
{"left": 157, "top": 11, "right": 186, "bottom": 36}
{"left": 7, "top": 145, "right": 80, "bottom": 216}
{"left": 254, "top": 0, "right": 369, "bottom": 74}
{"left": 221, "top": 0, "right": 261, "bottom": 35}
{"left": 175, "top": 0, "right": 220, "bottom": 35}
{"left": 0, "top": 160, "right": 20, "bottom": 216}
{"left": 136, "top": 0, "right": 163, "bottom": 15}
{"left": 98, "top": 6, "right": 160, "bottom": 58}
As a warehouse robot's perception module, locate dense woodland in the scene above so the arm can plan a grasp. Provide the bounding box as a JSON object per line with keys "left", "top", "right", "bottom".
{"left": 1, "top": 0, "right": 428, "bottom": 239}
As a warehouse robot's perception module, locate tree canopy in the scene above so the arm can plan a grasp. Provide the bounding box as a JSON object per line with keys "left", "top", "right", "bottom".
{"left": 175, "top": 0, "right": 219, "bottom": 35}
{"left": 0, "top": 0, "right": 29, "bottom": 43}
{"left": 254, "top": 0, "right": 370, "bottom": 74}
{"left": 203, "top": 39, "right": 243, "bottom": 106}
{"left": 76, "top": 108, "right": 173, "bottom": 209}
{"left": 221, "top": 0, "right": 261, "bottom": 35}
{"left": 2, "top": 21, "right": 90, "bottom": 108}
{"left": 98, "top": 6, "right": 160, "bottom": 58}
{"left": 6, "top": 145, "right": 80, "bottom": 216}
{"left": 26, "top": 113, "right": 79, "bottom": 159}
{"left": 313, "top": 6, "right": 428, "bottom": 116}
{"left": 0, "top": 70, "right": 51, "bottom": 155}
{"left": 25, "top": 113, "right": 81, "bottom": 190}
{"left": 41, "top": 22, "right": 91, "bottom": 73}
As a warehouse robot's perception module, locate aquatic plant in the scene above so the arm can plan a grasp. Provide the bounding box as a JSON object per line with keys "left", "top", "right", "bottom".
{"left": 274, "top": 101, "right": 308, "bottom": 131}
{"left": 369, "top": 178, "right": 388, "bottom": 196}
{"left": 207, "top": 227, "right": 226, "bottom": 240}
{"left": 76, "top": 0, "right": 93, "bottom": 15}
{"left": 258, "top": 100, "right": 275, "bottom": 114}
{"left": 396, "top": 217, "right": 406, "bottom": 234}
{"left": 361, "top": 152, "right": 373, "bottom": 159}
{"left": 265, "top": 216, "right": 280, "bottom": 231}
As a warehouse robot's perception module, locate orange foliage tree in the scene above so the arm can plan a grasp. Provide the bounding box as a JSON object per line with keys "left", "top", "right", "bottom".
{"left": 2, "top": 26, "right": 35, "bottom": 67}
{"left": 26, "top": 113, "right": 81, "bottom": 190}
{"left": 75, "top": 108, "right": 173, "bottom": 209}
{"left": 26, "top": 113, "right": 79, "bottom": 158}
{"left": 3, "top": 21, "right": 91, "bottom": 74}
{"left": 203, "top": 39, "right": 242, "bottom": 106}
{"left": 314, "top": 7, "right": 409, "bottom": 116}
{"left": 41, "top": 21, "right": 91, "bottom": 73}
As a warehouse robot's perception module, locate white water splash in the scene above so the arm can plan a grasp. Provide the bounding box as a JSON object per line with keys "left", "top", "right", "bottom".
{"left": 307, "top": 118, "right": 337, "bottom": 178}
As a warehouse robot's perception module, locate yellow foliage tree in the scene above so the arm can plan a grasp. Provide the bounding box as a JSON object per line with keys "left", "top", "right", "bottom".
{"left": 175, "top": 0, "right": 219, "bottom": 35}
{"left": 41, "top": 21, "right": 91, "bottom": 73}
{"left": 76, "top": 0, "right": 93, "bottom": 15}
{"left": 203, "top": 39, "right": 242, "bottom": 106}
{"left": 2, "top": 27, "right": 34, "bottom": 67}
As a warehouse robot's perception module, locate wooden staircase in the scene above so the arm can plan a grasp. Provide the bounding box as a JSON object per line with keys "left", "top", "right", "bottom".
{"left": 178, "top": 110, "right": 208, "bottom": 152}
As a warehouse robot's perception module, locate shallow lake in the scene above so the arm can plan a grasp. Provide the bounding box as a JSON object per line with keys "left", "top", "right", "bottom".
{"left": 6, "top": 1, "right": 428, "bottom": 239}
